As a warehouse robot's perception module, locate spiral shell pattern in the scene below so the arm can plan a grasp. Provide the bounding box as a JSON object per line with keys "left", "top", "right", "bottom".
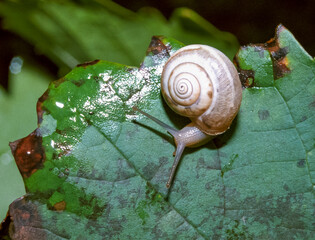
{"left": 161, "top": 44, "right": 242, "bottom": 135}
{"left": 161, "top": 46, "right": 214, "bottom": 118}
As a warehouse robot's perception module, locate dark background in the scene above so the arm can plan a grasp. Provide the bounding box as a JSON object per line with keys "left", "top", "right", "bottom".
{"left": 1, "top": 0, "right": 314, "bottom": 90}
{"left": 115, "top": 0, "right": 315, "bottom": 54}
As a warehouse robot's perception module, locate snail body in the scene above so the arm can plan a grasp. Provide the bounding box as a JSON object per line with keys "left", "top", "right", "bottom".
{"left": 134, "top": 44, "right": 242, "bottom": 188}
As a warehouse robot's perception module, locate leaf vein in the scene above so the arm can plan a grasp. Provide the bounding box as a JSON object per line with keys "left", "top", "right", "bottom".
{"left": 273, "top": 86, "right": 314, "bottom": 188}
{"left": 92, "top": 124, "right": 208, "bottom": 239}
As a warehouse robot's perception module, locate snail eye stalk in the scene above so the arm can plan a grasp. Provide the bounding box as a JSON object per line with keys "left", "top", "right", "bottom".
{"left": 132, "top": 106, "right": 178, "bottom": 136}
{"left": 132, "top": 106, "right": 185, "bottom": 188}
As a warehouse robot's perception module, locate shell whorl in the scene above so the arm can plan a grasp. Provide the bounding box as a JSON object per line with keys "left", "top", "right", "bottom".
{"left": 161, "top": 44, "right": 242, "bottom": 135}
{"left": 161, "top": 45, "right": 214, "bottom": 118}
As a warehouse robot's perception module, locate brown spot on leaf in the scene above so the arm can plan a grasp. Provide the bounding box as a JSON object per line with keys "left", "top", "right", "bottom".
{"left": 53, "top": 201, "right": 66, "bottom": 211}
{"left": 264, "top": 25, "right": 291, "bottom": 79}
{"left": 52, "top": 77, "right": 67, "bottom": 88}
{"left": 233, "top": 51, "right": 256, "bottom": 88}
{"left": 36, "top": 89, "right": 49, "bottom": 124}
{"left": 146, "top": 36, "right": 169, "bottom": 56}
{"left": 234, "top": 24, "right": 291, "bottom": 87}
{"left": 140, "top": 36, "right": 170, "bottom": 69}
{"left": 239, "top": 69, "right": 255, "bottom": 88}
{"left": 77, "top": 59, "right": 100, "bottom": 68}
{"left": 5, "top": 196, "right": 45, "bottom": 239}
{"left": 9, "top": 130, "right": 45, "bottom": 178}
{"left": 71, "top": 79, "right": 85, "bottom": 87}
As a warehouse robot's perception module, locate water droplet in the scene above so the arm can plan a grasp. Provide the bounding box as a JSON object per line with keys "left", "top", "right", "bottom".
{"left": 9, "top": 56, "right": 23, "bottom": 74}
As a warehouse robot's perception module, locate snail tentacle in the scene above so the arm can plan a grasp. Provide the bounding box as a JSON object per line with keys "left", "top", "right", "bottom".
{"left": 133, "top": 106, "right": 212, "bottom": 188}
{"left": 132, "top": 106, "right": 178, "bottom": 136}
{"left": 166, "top": 142, "right": 185, "bottom": 188}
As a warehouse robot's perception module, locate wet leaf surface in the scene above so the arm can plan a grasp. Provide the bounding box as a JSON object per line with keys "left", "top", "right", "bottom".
{"left": 2, "top": 26, "right": 315, "bottom": 239}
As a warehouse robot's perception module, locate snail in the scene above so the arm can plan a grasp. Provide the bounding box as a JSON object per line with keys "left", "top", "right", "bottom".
{"left": 133, "top": 44, "right": 242, "bottom": 188}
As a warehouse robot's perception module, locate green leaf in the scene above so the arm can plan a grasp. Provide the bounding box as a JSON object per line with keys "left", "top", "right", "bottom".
{"left": 0, "top": 0, "right": 238, "bottom": 76}
{"left": 2, "top": 25, "right": 315, "bottom": 239}
{"left": 0, "top": 61, "right": 51, "bottom": 222}
{"left": 0, "top": 1, "right": 239, "bottom": 225}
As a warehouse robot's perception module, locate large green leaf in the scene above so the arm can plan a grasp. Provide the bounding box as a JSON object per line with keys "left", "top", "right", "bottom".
{"left": 0, "top": 0, "right": 239, "bottom": 223}
{"left": 0, "top": 0, "right": 238, "bottom": 76}
{"left": 2, "top": 26, "right": 315, "bottom": 239}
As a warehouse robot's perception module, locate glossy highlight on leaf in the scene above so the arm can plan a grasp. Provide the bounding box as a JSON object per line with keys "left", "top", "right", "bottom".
{"left": 2, "top": 26, "right": 315, "bottom": 239}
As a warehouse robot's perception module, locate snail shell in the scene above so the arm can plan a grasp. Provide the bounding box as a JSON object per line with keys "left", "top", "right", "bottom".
{"left": 161, "top": 44, "right": 242, "bottom": 135}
